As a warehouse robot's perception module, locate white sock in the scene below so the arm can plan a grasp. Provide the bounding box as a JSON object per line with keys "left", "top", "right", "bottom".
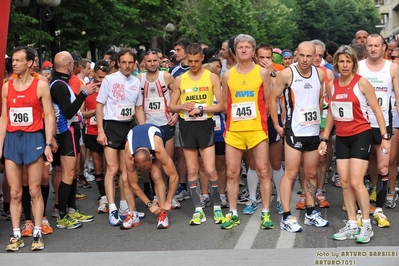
{"left": 33, "top": 226, "right": 42, "bottom": 237}
{"left": 273, "top": 167, "right": 284, "bottom": 202}
{"left": 247, "top": 168, "right": 259, "bottom": 200}
{"left": 119, "top": 200, "right": 128, "bottom": 211}
{"left": 109, "top": 203, "right": 117, "bottom": 212}
{"left": 348, "top": 220, "right": 358, "bottom": 229}
{"left": 229, "top": 209, "right": 238, "bottom": 216}
{"left": 13, "top": 228, "right": 21, "bottom": 238}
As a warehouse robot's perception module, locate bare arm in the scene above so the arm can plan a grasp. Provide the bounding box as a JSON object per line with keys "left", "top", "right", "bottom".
{"left": 270, "top": 68, "right": 291, "bottom": 136}
{"left": 390, "top": 63, "right": 399, "bottom": 115}
{"left": 96, "top": 102, "right": 107, "bottom": 146}
{"left": 260, "top": 67, "right": 271, "bottom": 114}
{"left": 0, "top": 83, "right": 9, "bottom": 158}
{"left": 164, "top": 72, "right": 178, "bottom": 126}
{"left": 38, "top": 80, "right": 55, "bottom": 161}
{"left": 221, "top": 70, "right": 230, "bottom": 114}
{"left": 169, "top": 76, "right": 182, "bottom": 113}
{"left": 134, "top": 105, "right": 145, "bottom": 125}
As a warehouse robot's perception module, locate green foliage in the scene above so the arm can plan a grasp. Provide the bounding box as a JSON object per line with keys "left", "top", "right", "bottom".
{"left": 5, "top": 0, "right": 382, "bottom": 59}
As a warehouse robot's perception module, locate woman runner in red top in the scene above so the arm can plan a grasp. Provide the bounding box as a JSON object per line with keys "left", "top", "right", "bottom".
{"left": 319, "top": 45, "right": 389, "bottom": 244}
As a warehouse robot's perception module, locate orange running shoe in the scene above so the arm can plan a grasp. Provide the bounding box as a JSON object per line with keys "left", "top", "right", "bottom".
{"left": 21, "top": 220, "right": 34, "bottom": 237}
{"left": 296, "top": 194, "right": 306, "bottom": 210}
{"left": 315, "top": 193, "right": 330, "bottom": 208}
{"left": 41, "top": 217, "right": 53, "bottom": 235}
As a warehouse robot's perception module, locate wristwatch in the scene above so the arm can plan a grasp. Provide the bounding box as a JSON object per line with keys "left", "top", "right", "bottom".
{"left": 198, "top": 105, "right": 204, "bottom": 117}
{"left": 320, "top": 137, "right": 329, "bottom": 142}
{"left": 382, "top": 133, "right": 391, "bottom": 140}
{"left": 270, "top": 70, "right": 277, "bottom": 77}
{"left": 146, "top": 201, "right": 152, "bottom": 208}
{"left": 45, "top": 143, "right": 53, "bottom": 148}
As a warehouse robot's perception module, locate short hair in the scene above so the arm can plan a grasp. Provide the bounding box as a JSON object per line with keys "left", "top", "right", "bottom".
{"left": 203, "top": 47, "right": 217, "bottom": 63}
{"left": 208, "top": 57, "right": 221, "bottom": 65}
{"left": 105, "top": 50, "right": 119, "bottom": 68}
{"left": 151, "top": 48, "right": 162, "bottom": 54}
{"left": 174, "top": 38, "right": 191, "bottom": 50}
{"left": 70, "top": 51, "right": 82, "bottom": 67}
{"left": 81, "top": 58, "right": 91, "bottom": 68}
{"left": 234, "top": 34, "right": 256, "bottom": 50}
{"left": 118, "top": 48, "right": 136, "bottom": 62}
{"left": 186, "top": 43, "right": 203, "bottom": 56}
{"left": 5, "top": 57, "right": 12, "bottom": 74}
{"left": 256, "top": 43, "right": 273, "bottom": 55}
{"left": 94, "top": 59, "right": 110, "bottom": 72}
{"left": 13, "top": 46, "right": 35, "bottom": 62}
{"left": 350, "top": 43, "right": 367, "bottom": 60}
{"left": 228, "top": 35, "right": 237, "bottom": 55}
{"left": 367, "top": 33, "right": 385, "bottom": 45}
{"left": 333, "top": 45, "right": 358, "bottom": 74}
{"left": 325, "top": 42, "right": 339, "bottom": 56}
{"left": 133, "top": 149, "right": 151, "bottom": 165}
{"left": 310, "top": 39, "right": 325, "bottom": 51}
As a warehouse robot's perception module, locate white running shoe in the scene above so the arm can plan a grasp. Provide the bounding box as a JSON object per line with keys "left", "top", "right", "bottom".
{"left": 280, "top": 215, "right": 303, "bottom": 233}
{"left": 356, "top": 224, "right": 373, "bottom": 243}
{"left": 120, "top": 211, "right": 140, "bottom": 229}
{"left": 97, "top": 197, "right": 109, "bottom": 213}
{"left": 332, "top": 220, "right": 359, "bottom": 240}
{"left": 157, "top": 212, "right": 169, "bottom": 229}
{"left": 220, "top": 194, "right": 229, "bottom": 208}
{"left": 304, "top": 210, "right": 329, "bottom": 227}
{"left": 171, "top": 197, "right": 181, "bottom": 209}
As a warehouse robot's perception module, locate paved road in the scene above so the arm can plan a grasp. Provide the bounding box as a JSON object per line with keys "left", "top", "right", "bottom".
{"left": 0, "top": 172, "right": 398, "bottom": 266}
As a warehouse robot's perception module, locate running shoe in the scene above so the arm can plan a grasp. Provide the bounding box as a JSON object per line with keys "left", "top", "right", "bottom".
{"left": 175, "top": 186, "right": 190, "bottom": 201}
{"left": 21, "top": 220, "right": 34, "bottom": 237}
{"left": 304, "top": 210, "right": 329, "bottom": 227}
{"left": 68, "top": 210, "right": 94, "bottom": 223}
{"left": 356, "top": 224, "right": 373, "bottom": 244}
{"left": 41, "top": 217, "right": 53, "bottom": 235}
{"left": 171, "top": 197, "right": 181, "bottom": 209}
{"left": 200, "top": 195, "right": 211, "bottom": 208}
{"left": 280, "top": 215, "right": 303, "bottom": 233}
{"left": 118, "top": 209, "right": 129, "bottom": 221}
{"left": 369, "top": 187, "right": 376, "bottom": 203}
{"left": 137, "top": 211, "right": 146, "bottom": 219}
{"left": 120, "top": 212, "right": 140, "bottom": 229}
{"left": 332, "top": 220, "right": 359, "bottom": 240}
{"left": 213, "top": 208, "right": 224, "bottom": 224}
{"left": 357, "top": 211, "right": 363, "bottom": 227}
{"left": 297, "top": 188, "right": 303, "bottom": 195}
{"left": 332, "top": 173, "right": 341, "bottom": 188}
{"left": 296, "top": 194, "right": 306, "bottom": 210}
{"left": 276, "top": 200, "right": 283, "bottom": 215}
{"left": 1, "top": 210, "right": 11, "bottom": 221}
{"left": 83, "top": 168, "right": 95, "bottom": 182}
{"left": 189, "top": 209, "right": 206, "bottom": 225}
{"left": 243, "top": 199, "right": 258, "bottom": 215}
{"left": 31, "top": 233, "right": 44, "bottom": 251}
{"left": 108, "top": 210, "right": 122, "bottom": 226}
{"left": 261, "top": 212, "right": 274, "bottom": 229}
{"left": 6, "top": 235, "right": 24, "bottom": 251}
{"left": 78, "top": 175, "right": 92, "bottom": 189}
{"left": 157, "top": 211, "right": 169, "bottom": 229}
{"left": 221, "top": 211, "right": 240, "bottom": 229}
{"left": 98, "top": 197, "right": 109, "bottom": 213}
{"left": 369, "top": 204, "right": 376, "bottom": 214}
{"left": 386, "top": 191, "right": 398, "bottom": 209}
{"left": 51, "top": 206, "right": 59, "bottom": 218}
{"left": 315, "top": 193, "right": 330, "bottom": 208}
{"left": 56, "top": 214, "right": 82, "bottom": 229}
{"left": 237, "top": 187, "right": 249, "bottom": 205}
{"left": 75, "top": 192, "right": 87, "bottom": 201}
{"left": 372, "top": 211, "right": 390, "bottom": 228}
{"left": 220, "top": 194, "right": 229, "bottom": 208}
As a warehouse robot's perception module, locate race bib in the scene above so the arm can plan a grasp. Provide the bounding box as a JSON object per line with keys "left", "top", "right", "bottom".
{"left": 89, "top": 115, "right": 97, "bottom": 125}
{"left": 391, "top": 95, "right": 397, "bottom": 112}
{"left": 375, "top": 90, "right": 388, "bottom": 111}
{"left": 299, "top": 106, "right": 320, "bottom": 125}
{"left": 213, "top": 115, "right": 221, "bottom": 131}
{"left": 331, "top": 101, "right": 353, "bottom": 121}
{"left": 9, "top": 107, "right": 33, "bottom": 126}
{"left": 116, "top": 104, "right": 134, "bottom": 120}
{"left": 184, "top": 103, "right": 207, "bottom": 121}
{"left": 144, "top": 98, "right": 165, "bottom": 113}
{"left": 232, "top": 102, "right": 256, "bottom": 121}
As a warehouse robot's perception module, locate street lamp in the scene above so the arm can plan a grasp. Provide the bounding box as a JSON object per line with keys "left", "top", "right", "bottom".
{"left": 15, "top": 0, "right": 61, "bottom": 67}
{"left": 163, "top": 23, "right": 175, "bottom": 55}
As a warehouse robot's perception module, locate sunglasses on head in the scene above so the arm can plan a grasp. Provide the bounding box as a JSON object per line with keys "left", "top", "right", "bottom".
{"left": 145, "top": 50, "right": 158, "bottom": 55}
{"left": 98, "top": 65, "right": 110, "bottom": 72}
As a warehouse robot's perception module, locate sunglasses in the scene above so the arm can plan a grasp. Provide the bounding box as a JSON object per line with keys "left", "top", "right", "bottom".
{"left": 390, "top": 55, "right": 398, "bottom": 60}
{"left": 162, "top": 60, "right": 170, "bottom": 63}
{"left": 98, "top": 65, "right": 110, "bottom": 72}
{"left": 145, "top": 50, "right": 158, "bottom": 55}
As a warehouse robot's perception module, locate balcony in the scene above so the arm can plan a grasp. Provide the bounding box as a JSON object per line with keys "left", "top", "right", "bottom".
{"left": 393, "top": 0, "right": 399, "bottom": 11}
{"left": 379, "top": 5, "right": 389, "bottom": 14}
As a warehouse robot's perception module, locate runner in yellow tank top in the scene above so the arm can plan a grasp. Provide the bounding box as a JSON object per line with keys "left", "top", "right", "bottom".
{"left": 221, "top": 34, "right": 273, "bottom": 230}
{"left": 169, "top": 43, "right": 225, "bottom": 226}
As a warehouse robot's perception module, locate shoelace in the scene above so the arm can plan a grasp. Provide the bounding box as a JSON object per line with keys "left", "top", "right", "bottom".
{"left": 159, "top": 212, "right": 167, "bottom": 222}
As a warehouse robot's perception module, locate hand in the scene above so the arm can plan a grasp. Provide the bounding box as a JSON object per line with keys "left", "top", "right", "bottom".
{"left": 276, "top": 126, "right": 285, "bottom": 138}
{"left": 97, "top": 131, "right": 108, "bottom": 146}
{"left": 44, "top": 147, "right": 53, "bottom": 163}
{"left": 167, "top": 114, "right": 178, "bottom": 126}
{"left": 259, "top": 58, "right": 274, "bottom": 73}
{"left": 51, "top": 137, "right": 58, "bottom": 153}
{"left": 188, "top": 108, "right": 200, "bottom": 117}
{"left": 182, "top": 101, "right": 195, "bottom": 111}
{"left": 161, "top": 201, "right": 172, "bottom": 212}
{"left": 149, "top": 203, "right": 161, "bottom": 214}
{"left": 381, "top": 139, "right": 391, "bottom": 155}
{"left": 318, "top": 142, "right": 328, "bottom": 156}
{"left": 84, "top": 83, "right": 99, "bottom": 95}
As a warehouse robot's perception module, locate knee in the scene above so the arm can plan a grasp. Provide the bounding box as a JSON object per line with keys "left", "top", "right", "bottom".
{"left": 284, "top": 169, "right": 298, "bottom": 181}
{"left": 226, "top": 169, "right": 239, "bottom": 181}
{"left": 257, "top": 166, "right": 270, "bottom": 180}
{"left": 10, "top": 188, "right": 22, "bottom": 201}
{"left": 187, "top": 168, "right": 199, "bottom": 179}
{"left": 29, "top": 186, "right": 42, "bottom": 199}
{"left": 305, "top": 169, "right": 317, "bottom": 179}
{"left": 106, "top": 165, "right": 119, "bottom": 177}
